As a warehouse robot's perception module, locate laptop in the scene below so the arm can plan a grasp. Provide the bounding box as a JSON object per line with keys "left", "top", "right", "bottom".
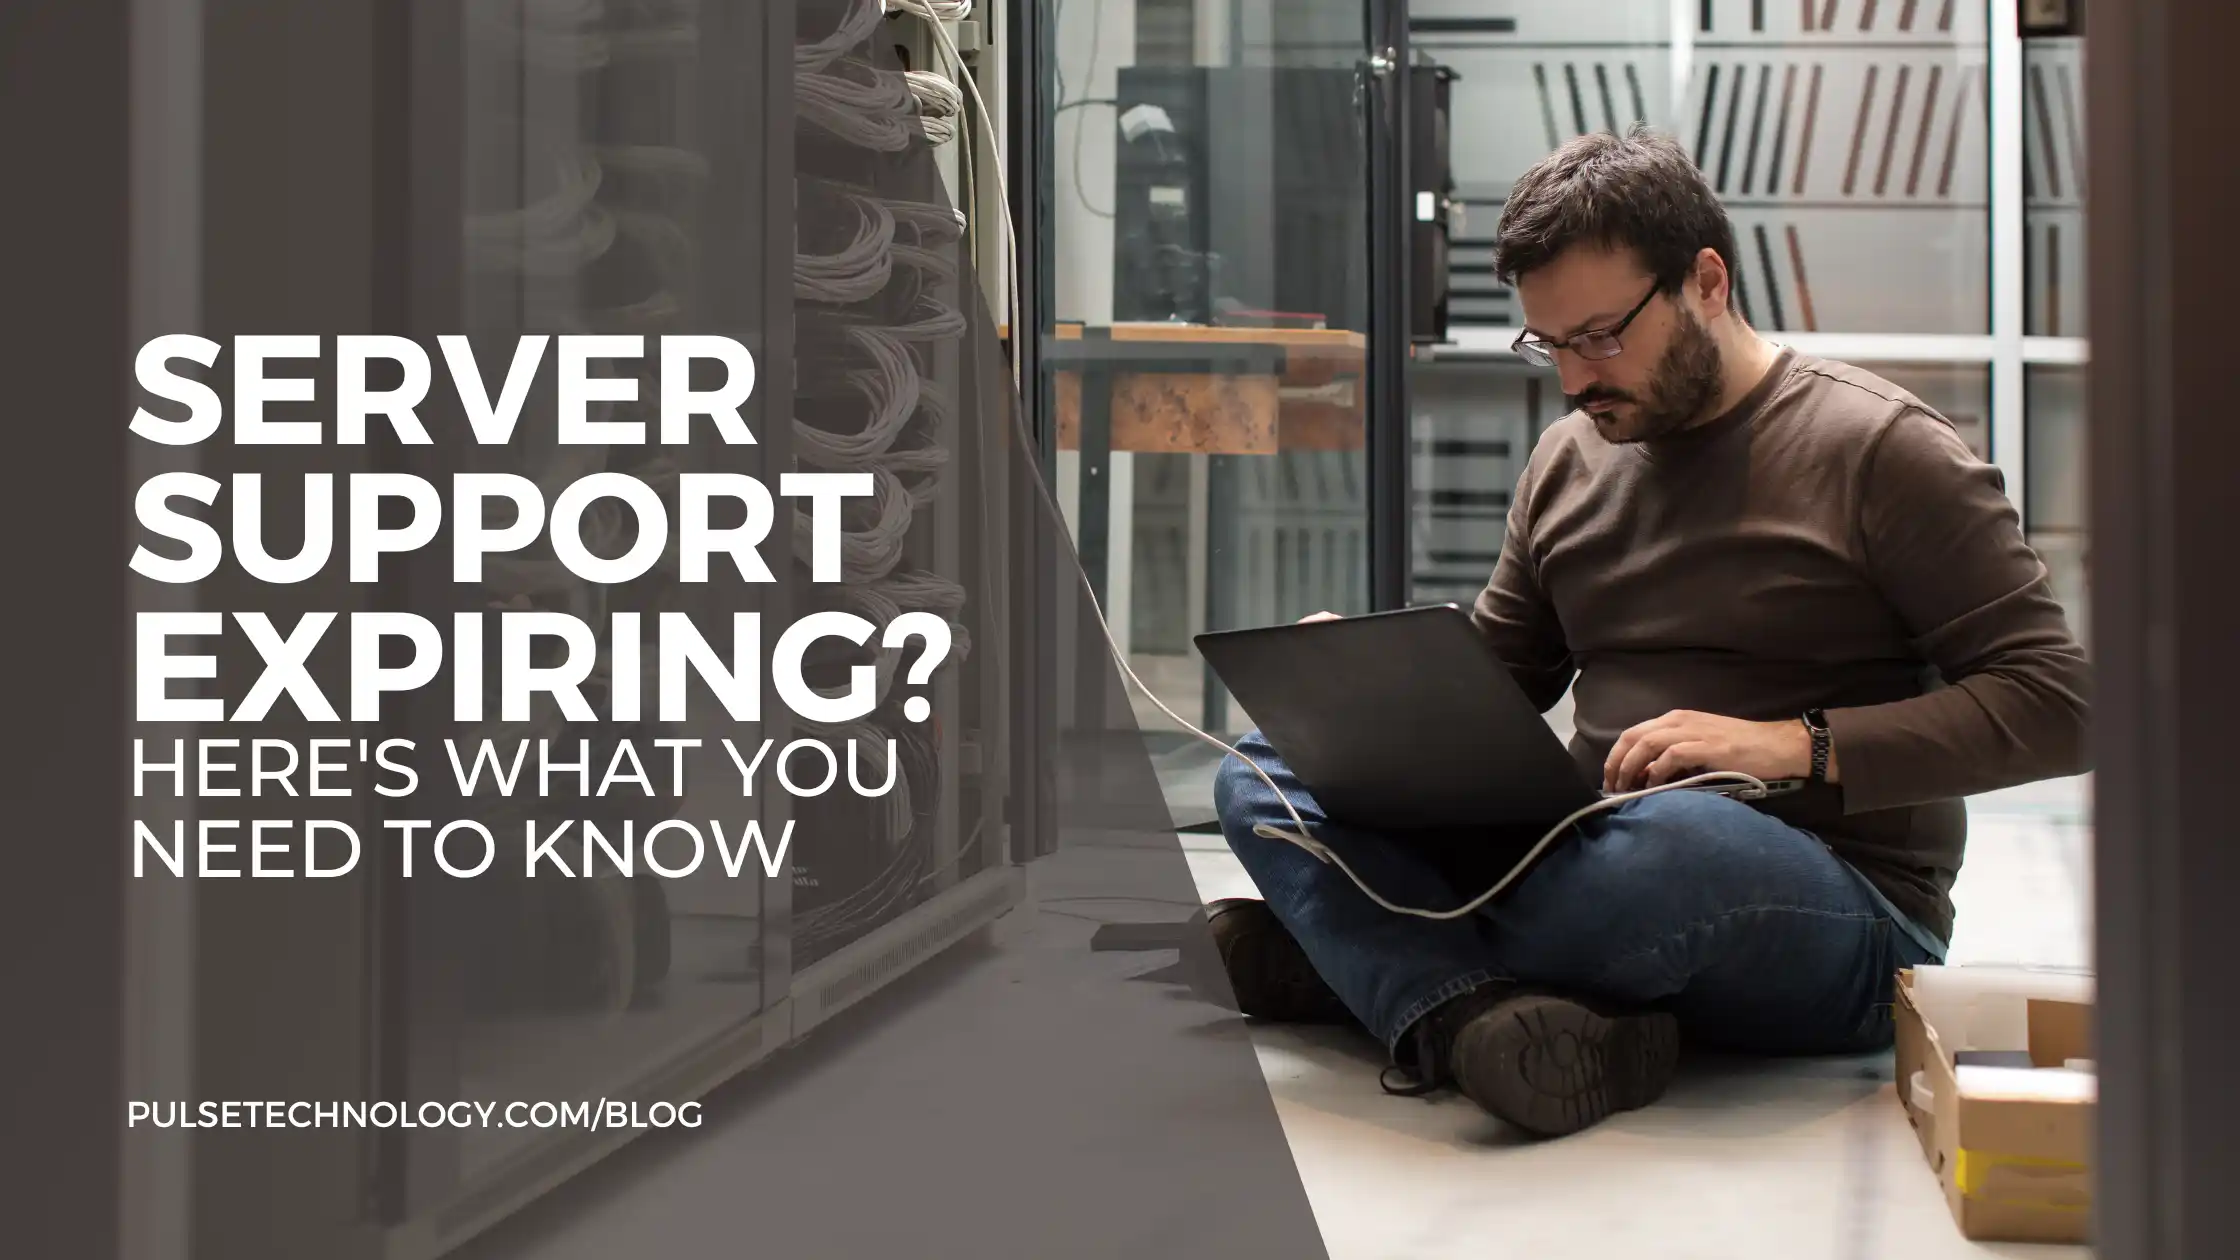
{"left": 1193, "top": 603, "right": 1793, "bottom": 834}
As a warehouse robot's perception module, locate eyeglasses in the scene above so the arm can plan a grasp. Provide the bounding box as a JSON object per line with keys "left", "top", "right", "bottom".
{"left": 1509, "top": 283, "right": 1662, "bottom": 368}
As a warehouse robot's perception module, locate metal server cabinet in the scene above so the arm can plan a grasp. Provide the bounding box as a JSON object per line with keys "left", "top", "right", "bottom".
{"left": 100, "top": 2, "right": 1020, "bottom": 1253}
{"left": 363, "top": 1, "right": 1024, "bottom": 1255}
{"left": 778, "top": 0, "right": 1024, "bottom": 1052}
{"left": 1410, "top": 59, "right": 1461, "bottom": 347}
{"left": 368, "top": 3, "right": 812, "bottom": 1255}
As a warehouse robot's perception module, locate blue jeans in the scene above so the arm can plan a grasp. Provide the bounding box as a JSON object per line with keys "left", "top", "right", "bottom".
{"left": 1213, "top": 730, "right": 1935, "bottom": 1059}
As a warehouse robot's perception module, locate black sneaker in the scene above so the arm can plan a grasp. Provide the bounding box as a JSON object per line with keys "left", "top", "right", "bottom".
{"left": 1387, "top": 985, "right": 1682, "bottom": 1139}
{"left": 1189, "top": 898, "right": 1354, "bottom": 1024}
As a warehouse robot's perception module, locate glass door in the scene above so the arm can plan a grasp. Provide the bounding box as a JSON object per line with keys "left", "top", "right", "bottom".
{"left": 1029, "top": 0, "right": 1404, "bottom": 823}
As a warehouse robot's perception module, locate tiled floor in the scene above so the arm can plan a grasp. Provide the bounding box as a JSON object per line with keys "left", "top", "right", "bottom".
{"left": 1180, "top": 774, "right": 2096, "bottom": 1260}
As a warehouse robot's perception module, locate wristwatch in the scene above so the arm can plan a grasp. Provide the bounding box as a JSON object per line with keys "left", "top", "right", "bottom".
{"left": 1802, "top": 709, "right": 1831, "bottom": 784}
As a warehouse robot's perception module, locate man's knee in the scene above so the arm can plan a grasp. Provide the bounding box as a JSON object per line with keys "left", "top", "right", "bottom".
{"left": 1541, "top": 790, "right": 1794, "bottom": 912}
{"left": 1608, "top": 790, "right": 1793, "bottom": 870}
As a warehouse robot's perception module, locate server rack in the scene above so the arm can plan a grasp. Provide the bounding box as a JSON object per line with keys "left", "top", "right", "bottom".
{"left": 353, "top": 2, "right": 1027, "bottom": 1254}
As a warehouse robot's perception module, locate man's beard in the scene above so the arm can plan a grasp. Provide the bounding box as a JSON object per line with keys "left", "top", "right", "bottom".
{"left": 1569, "top": 309, "right": 1725, "bottom": 443}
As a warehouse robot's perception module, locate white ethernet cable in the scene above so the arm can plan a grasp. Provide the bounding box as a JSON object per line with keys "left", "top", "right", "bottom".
{"left": 797, "top": 193, "right": 899, "bottom": 304}
{"left": 798, "top": 63, "right": 920, "bottom": 153}
{"left": 829, "top": 574, "right": 972, "bottom": 665}
{"left": 786, "top": 70, "right": 970, "bottom": 625}
{"left": 903, "top": 7, "right": 1775, "bottom": 922}
{"left": 883, "top": 0, "right": 975, "bottom": 20}
{"left": 793, "top": 324, "right": 923, "bottom": 466}
{"left": 790, "top": 461, "right": 917, "bottom": 584}
{"left": 462, "top": 150, "right": 615, "bottom": 277}
{"left": 788, "top": 132, "right": 970, "bottom": 742}
{"left": 886, "top": 198, "right": 967, "bottom": 241}
{"left": 877, "top": 293, "right": 971, "bottom": 343}
{"left": 791, "top": 189, "right": 964, "bottom": 307}
{"left": 794, "top": 723, "right": 948, "bottom": 947}
{"left": 906, "top": 70, "right": 965, "bottom": 145}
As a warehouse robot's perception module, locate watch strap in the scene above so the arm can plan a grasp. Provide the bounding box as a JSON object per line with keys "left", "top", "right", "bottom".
{"left": 1803, "top": 709, "right": 1831, "bottom": 784}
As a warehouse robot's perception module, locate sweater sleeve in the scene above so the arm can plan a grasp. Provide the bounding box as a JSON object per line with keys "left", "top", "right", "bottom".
{"left": 1825, "top": 407, "right": 2093, "bottom": 813}
{"left": 1469, "top": 460, "right": 1578, "bottom": 714}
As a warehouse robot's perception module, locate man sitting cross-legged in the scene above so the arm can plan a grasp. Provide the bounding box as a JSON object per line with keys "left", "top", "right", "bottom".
{"left": 1205, "top": 126, "right": 2091, "bottom": 1139}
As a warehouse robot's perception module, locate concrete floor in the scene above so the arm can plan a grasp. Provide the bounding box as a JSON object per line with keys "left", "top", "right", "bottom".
{"left": 1180, "top": 773, "right": 2095, "bottom": 1260}
{"left": 454, "top": 672, "right": 2096, "bottom": 1259}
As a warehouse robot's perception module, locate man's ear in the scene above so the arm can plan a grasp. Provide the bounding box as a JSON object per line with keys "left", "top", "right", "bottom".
{"left": 1691, "top": 247, "right": 1733, "bottom": 318}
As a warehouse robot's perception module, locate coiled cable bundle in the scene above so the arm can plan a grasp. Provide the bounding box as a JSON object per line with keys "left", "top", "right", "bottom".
{"left": 449, "top": 0, "right": 715, "bottom": 766}
{"left": 796, "top": 462, "right": 919, "bottom": 585}
{"left": 887, "top": 384, "right": 955, "bottom": 503}
{"left": 794, "top": 191, "right": 964, "bottom": 307}
{"left": 888, "top": 197, "right": 968, "bottom": 243}
{"left": 783, "top": 0, "right": 983, "bottom": 950}
{"left": 793, "top": 714, "right": 942, "bottom": 953}
{"left": 884, "top": 0, "right": 974, "bottom": 20}
{"left": 905, "top": 70, "right": 963, "bottom": 145}
{"left": 796, "top": 189, "right": 898, "bottom": 303}
{"left": 463, "top": 149, "right": 614, "bottom": 278}
{"left": 793, "top": 324, "right": 923, "bottom": 465}
{"left": 877, "top": 292, "right": 971, "bottom": 344}
{"left": 797, "top": 60, "right": 920, "bottom": 153}
{"left": 790, "top": 2, "right": 974, "bottom": 641}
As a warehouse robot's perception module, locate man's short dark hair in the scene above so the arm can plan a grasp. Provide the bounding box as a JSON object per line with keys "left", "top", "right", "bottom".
{"left": 1491, "top": 125, "right": 1741, "bottom": 309}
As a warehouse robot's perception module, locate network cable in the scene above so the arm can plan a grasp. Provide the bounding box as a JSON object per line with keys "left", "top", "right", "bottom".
{"left": 883, "top": 0, "right": 975, "bottom": 20}
{"left": 797, "top": 192, "right": 898, "bottom": 303}
{"left": 448, "top": 2, "right": 731, "bottom": 781}
{"left": 798, "top": 64, "right": 921, "bottom": 153}
{"left": 905, "top": 70, "right": 964, "bottom": 145}
{"left": 906, "top": 6, "right": 1779, "bottom": 923}
{"left": 462, "top": 150, "right": 614, "bottom": 277}
{"left": 788, "top": 51, "right": 977, "bottom": 702}
{"left": 785, "top": 0, "right": 983, "bottom": 933}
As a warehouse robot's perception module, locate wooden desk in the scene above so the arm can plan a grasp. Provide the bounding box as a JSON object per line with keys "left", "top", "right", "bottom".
{"left": 1046, "top": 322, "right": 1368, "bottom": 455}
{"left": 1038, "top": 323, "right": 1370, "bottom": 733}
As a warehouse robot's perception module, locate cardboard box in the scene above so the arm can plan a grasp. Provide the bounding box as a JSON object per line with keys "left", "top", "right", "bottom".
{"left": 1893, "top": 967, "right": 2095, "bottom": 1244}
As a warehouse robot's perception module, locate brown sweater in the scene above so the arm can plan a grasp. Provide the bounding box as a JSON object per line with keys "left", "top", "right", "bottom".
{"left": 1470, "top": 348, "right": 2092, "bottom": 943}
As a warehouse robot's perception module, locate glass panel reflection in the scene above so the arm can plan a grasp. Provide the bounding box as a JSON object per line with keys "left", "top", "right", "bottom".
{"left": 444, "top": 0, "right": 786, "bottom": 1189}
{"left": 2024, "top": 32, "right": 2086, "bottom": 338}
{"left": 1406, "top": 1, "right": 1999, "bottom": 631}
{"left": 1415, "top": 0, "right": 1993, "bottom": 339}
{"left": 1042, "top": 0, "right": 1378, "bottom": 819}
{"left": 1872, "top": 361, "right": 1991, "bottom": 460}
{"left": 2023, "top": 30, "right": 2087, "bottom": 646}
{"left": 2027, "top": 364, "right": 2090, "bottom": 653}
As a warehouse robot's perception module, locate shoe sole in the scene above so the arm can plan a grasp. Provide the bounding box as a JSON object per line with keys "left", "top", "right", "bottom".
{"left": 1450, "top": 993, "right": 1680, "bottom": 1138}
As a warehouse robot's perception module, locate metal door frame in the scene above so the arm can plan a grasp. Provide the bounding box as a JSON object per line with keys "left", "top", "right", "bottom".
{"left": 2085, "top": 1, "right": 2240, "bottom": 1255}
{"left": 1366, "top": 0, "right": 1415, "bottom": 611}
